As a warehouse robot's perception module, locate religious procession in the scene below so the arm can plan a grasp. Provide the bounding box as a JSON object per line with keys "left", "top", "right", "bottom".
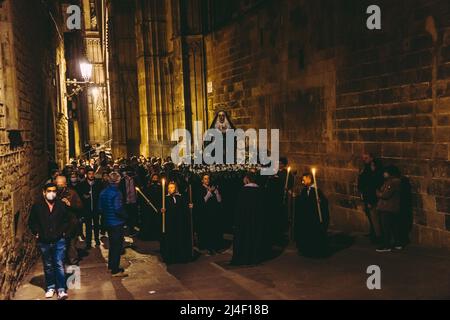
{"left": 27, "top": 111, "right": 414, "bottom": 301}
{"left": 5, "top": 0, "right": 449, "bottom": 305}
{"left": 35, "top": 152, "right": 320, "bottom": 269}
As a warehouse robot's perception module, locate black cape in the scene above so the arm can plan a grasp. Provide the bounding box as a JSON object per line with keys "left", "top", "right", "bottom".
{"left": 232, "top": 185, "right": 270, "bottom": 265}
{"left": 294, "top": 186, "right": 330, "bottom": 257}
{"left": 161, "top": 194, "right": 193, "bottom": 264}
{"left": 139, "top": 183, "right": 162, "bottom": 241}
{"left": 196, "top": 185, "right": 223, "bottom": 251}
{"left": 265, "top": 173, "right": 286, "bottom": 245}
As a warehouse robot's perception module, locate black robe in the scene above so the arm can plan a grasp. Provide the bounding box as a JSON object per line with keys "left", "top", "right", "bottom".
{"left": 232, "top": 185, "right": 270, "bottom": 266}
{"left": 219, "top": 172, "right": 244, "bottom": 234}
{"left": 161, "top": 193, "right": 193, "bottom": 264}
{"left": 197, "top": 185, "right": 223, "bottom": 251}
{"left": 277, "top": 169, "right": 294, "bottom": 226}
{"left": 139, "top": 183, "right": 162, "bottom": 241}
{"left": 294, "top": 186, "right": 330, "bottom": 257}
{"left": 265, "top": 174, "right": 285, "bottom": 244}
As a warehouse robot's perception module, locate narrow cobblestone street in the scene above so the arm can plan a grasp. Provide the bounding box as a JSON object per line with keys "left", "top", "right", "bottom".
{"left": 13, "top": 233, "right": 450, "bottom": 300}
{"left": 1, "top": 0, "right": 450, "bottom": 302}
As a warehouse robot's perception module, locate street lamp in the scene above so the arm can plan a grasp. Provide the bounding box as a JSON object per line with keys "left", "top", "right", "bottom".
{"left": 65, "top": 60, "right": 94, "bottom": 100}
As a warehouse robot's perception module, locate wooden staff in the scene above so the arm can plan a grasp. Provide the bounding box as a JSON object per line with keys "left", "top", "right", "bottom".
{"left": 311, "top": 168, "right": 323, "bottom": 223}
{"left": 162, "top": 178, "right": 166, "bottom": 234}
{"left": 291, "top": 191, "right": 296, "bottom": 242}
{"left": 189, "top": 184, "right": 194, "bottom": 256}
{"left": 135, "top": 187, "right": 158, "bottom": 213}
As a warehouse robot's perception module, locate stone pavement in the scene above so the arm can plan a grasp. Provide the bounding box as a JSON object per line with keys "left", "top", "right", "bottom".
{"left": 13, "top": 232, "right": 450, "bottom": 300}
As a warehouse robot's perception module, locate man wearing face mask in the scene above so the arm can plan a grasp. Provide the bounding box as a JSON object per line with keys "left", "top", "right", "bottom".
{"left": 79, "top": 168, "right": 103, "bottom": 249}
{"left": 55, "top": 175, "right": 83, "bottom": 265}
{"left": 68, "top": 172, "right": 81, "bottom": 194}
{"left": 29, "top": 183, "right": 70, "bottom": 300}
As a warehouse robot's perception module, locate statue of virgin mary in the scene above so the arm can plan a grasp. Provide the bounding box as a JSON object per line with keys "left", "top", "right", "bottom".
{"left": 205, "top": 110, "right": 236, "bottom": 164}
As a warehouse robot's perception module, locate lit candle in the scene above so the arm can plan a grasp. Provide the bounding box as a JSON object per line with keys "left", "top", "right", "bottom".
{"left": 162, "top": 179, "right": 166, "bottom": 210}
{"left": 311, "top": 167, "right": 323, "bottom": 223}
{"left": 162, "top": 178, "right": 166, "bottom": 234}
{"left": 284, "top": 166, "right": 291, "bottom": 191}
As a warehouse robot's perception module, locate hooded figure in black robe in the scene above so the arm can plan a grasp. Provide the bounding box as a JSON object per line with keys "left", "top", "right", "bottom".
{"left": 231, "top": 173, "right": 270, "bottom": 266}
{"left": 197, "top": 174, "right": 223, "bottom": 254}
{"left": 265, "top": 157, "right": 294, "bottom": 246}
{"left": 294, "top": 173, "right": 330, "bottom": 258}
{"left": 139, "top": 173, "right": 162, "bottom": 241}
{"left": 160, "top": 181, "right": 193, "bottom": 264}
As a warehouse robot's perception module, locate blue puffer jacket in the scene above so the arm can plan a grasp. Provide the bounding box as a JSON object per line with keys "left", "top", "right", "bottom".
{"left": 99, "top": 185, "right": 127, "bottom": 227}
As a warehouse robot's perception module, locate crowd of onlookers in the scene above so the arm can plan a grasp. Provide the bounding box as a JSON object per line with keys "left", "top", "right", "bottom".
{"left": 358, "top": 153, "right": 413, "bottom": 252}
{"left": 31, "top": 152, "right": 173, "bottom": 299}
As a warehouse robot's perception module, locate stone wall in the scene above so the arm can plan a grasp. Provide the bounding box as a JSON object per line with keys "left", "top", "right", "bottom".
{"left": 0, "top": 0, "right": 68, "bottom": 299}
{"left": 204, "top": 0, "right": 450, "bottom": 248}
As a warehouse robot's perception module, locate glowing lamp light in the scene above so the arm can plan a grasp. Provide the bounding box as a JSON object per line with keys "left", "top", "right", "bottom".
{"left": 80, "top": 61, "right": 93, "bottom": 82}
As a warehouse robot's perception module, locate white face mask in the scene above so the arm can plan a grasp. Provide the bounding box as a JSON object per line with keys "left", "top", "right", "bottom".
{"left": 46, "top": 192, "right": 57, "bottom": 201}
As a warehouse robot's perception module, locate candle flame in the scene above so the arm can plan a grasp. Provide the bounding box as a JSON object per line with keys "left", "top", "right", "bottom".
{"left": 288, "top": 167, "right": 291, "bottom": 172}
{"left": 312, "top": 168, "right": 317, "bottom": 175}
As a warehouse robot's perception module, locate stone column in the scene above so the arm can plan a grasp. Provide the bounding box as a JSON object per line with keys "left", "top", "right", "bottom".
{"left": 135, "top": 0, "right": 169, "bottom": 156}
{"left": 177, "top": 0, "right": 210, "bottom": 135}
{"left": 108, "top": 0, "right": 140, "bottom": 157}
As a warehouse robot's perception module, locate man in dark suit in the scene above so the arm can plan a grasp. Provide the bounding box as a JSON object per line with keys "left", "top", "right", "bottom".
{"left": 78, "top": 168, "right": 103, "bottom": 249}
